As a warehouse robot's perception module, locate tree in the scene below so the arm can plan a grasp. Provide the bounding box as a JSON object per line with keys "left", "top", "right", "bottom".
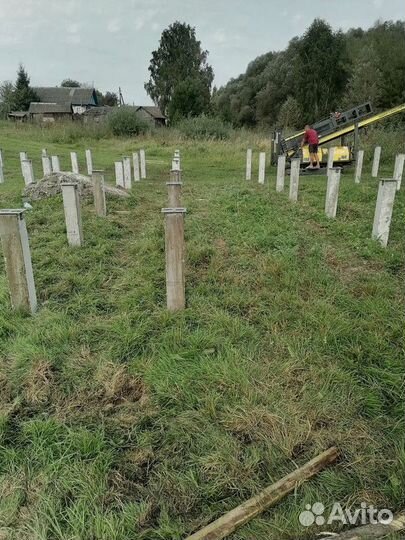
{"left": 345, "top": 21, "right": 405, "bottom": 108}
{"left": 277, "top": 96, "right": 302, "bottom": 128}
{"left": 342, "top": 45, "right": 383, "bottom": 108}
{"left": 145, "top": 21, "right": 214, "bottom": 118}
{"left": 102, "top": 91, "right": 118, "bottom": 107}
{"left": 13, "top": 65, "right": 38, "bottom": 111}
{"left": 213, "top": 39, "right": 300, "bottom": 128}
{"left": 168, "top": 76, "right": 211, "bottom": 121}
{"left": 0, "top": 81, "right": 15, "bottom": 118}
{"left": 296, "top": 20, "right": 349, "bottom": 122}
{"left": 94, "top": 90, "right": 118, "bottom": 106}
{"left": 60, "top": 79, "right": 81, "bottom": 87}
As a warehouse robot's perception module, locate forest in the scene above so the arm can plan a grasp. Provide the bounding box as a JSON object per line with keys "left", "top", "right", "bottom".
{"left": 212, "top": 19, "right": 405, "bottom": 128}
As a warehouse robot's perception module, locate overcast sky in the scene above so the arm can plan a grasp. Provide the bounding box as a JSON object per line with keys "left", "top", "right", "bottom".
{"left": 0, "top": 0, "right": 402, "bottom": 104}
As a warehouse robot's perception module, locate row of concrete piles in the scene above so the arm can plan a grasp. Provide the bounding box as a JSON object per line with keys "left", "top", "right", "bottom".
{"left": 0, "top": 146, "right": 115, "bottom": 313}
{"left": 0, "top": 147, "right": 185, "bottom": 315}
{"left": 0, "top": 146, "right": 147, "bottom": 314}
{"left": 0, "top": 147, "right": 148, "bottom": 186}
{"left": 19, "top": 148, "right": 93, "bottom": 184}
{"left": 114, "top": 150, "right": 147, "bottom": 189}
{"left": 245, "top": 148, "right": 405, "bottom": 248}
{"left": 0, "top": 166, "right": 109, "bottom": 314}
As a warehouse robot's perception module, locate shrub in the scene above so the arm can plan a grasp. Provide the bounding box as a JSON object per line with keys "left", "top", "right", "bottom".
{"left": 361, "top": 126, "right": 405, "bottom": 165}
{"left": 107, "top": 106, "right": 150, "bottom": 137}
{"left": 175, "top": 115, "right": 231, "bottom": 140}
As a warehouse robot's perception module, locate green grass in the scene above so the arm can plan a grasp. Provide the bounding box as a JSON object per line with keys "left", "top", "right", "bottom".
{"left": 0, "top": 122, "right": 404, "bottom": 540}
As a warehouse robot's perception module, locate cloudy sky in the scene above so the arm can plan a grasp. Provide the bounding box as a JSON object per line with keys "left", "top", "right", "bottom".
{"left": 0, "top": 0, "right": 402, "bottom": 104}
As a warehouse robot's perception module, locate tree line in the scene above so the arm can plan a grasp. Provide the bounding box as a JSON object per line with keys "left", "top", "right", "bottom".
{"left": 211, "top": 19, "right": 405, "bottom": 128}
{"left": 144, "top": 19, "right": 405, "bottom": 128}
{"left": 1, "top": 18, "right": 404, "bottom": 128}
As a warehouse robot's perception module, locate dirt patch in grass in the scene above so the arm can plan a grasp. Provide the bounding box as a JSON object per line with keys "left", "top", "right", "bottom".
{"left": 23, "top": 360, "right": 54, "bottom": 406}
{"left": 325, "top": 247, "right": 384, "bottom": 284}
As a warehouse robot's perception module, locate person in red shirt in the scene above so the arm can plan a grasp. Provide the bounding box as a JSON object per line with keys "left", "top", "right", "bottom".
{"left": 301, "top": 125, "right": 320, "bottom": 169}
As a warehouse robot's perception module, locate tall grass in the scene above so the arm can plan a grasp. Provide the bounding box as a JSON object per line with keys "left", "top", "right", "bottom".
{"left": 174, "top": 116, "right": 232, "bottom": 140}
{"left": 2, "top": 116, "right": 403, "bottom": 160}
{"left": 0, "top": 125, "right": 404, "bottom": 538}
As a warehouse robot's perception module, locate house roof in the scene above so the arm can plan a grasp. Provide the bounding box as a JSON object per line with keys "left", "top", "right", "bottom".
{"left": 29, "top": 102, "right": 72, "bottom": 114}
{"left": 8, "top": 111, "right": 28, "bottom": 117}
{"left": 136, "top": 105, "right": 166, "bottom": 119}
{"left": 32, "top": 87, "right": 97, "bottom": 106}
{"left": 83, "top": 105, "right": 112, "bottom": 116}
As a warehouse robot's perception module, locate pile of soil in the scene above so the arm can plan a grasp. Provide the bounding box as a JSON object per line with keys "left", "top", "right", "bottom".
{"left": 23, "top": 172, "right": 129, "bottom": 201}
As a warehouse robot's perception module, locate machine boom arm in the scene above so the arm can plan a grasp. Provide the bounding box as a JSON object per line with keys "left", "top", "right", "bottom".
{"left": 280, "top": 103, "right": 405, "bottom": 158}
{"left": 317, "top": 103, "right": 405, "bottom": 145}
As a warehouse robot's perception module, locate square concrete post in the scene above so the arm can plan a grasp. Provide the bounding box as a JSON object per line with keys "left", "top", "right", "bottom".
{"left": 325, "top": 167, "right": 341, "bottom": 218}
{"left": 85, "top": 149, "right": 93, "bottom": 175}
{"left": 19, "top": 151, "right": 27, "bottom": 176}
{"left": 92, "top": 170, "right": 106, "bottom": 217}
{"left": 372, "top": 178, "right": 397, "bottom": 247}
{"left": 162, "top": 207, "right": 186, "bottom": 311}
{"left": 166, "top": 181, "right": 182, "bottom": 208}
{"left": 61, "top": 183, "right": 83, "bottom": 247}
{"left": 327, "top": 147, "right": 335, "bottom": 172}
{"left": 115, "top": 161, "right": 124, "bottom": 188}
{"left": 289, "top": 158, "right": 301, "bottom": 202}
{"left": 276, "top": 155, "right": 286, "bottom": 192}
{"left": 172, "top": 157, "right": 180, "bottom": 171}
{"left": 0, "top": 165, "right": 4, "bottom": 184}
{"left": 355, "top": 150, "right": 364, "bottom": 183}
{"left": 0, "top": 209, "right": 37, "bottom": 313}
{"left": 70, "top": 152, "right": 79, "bottom": 174}
{"left": 123, "top": 157, "right": 132, "bottom": 189}
{"left": 42, "top": 156, "right": 52, "bottom": 176}
{"left": 140, "top": 149, "right": 146, "bottom": 179}
{"left": 393, "top": 154, "right": 405, "bottom": 191}
{"left": 170, "top": 169, "right": 182, "bottom": 182}
{"left": 133, "top": 152, "right": 140, "bottom": 182}
{"left": 246, "top": 149, "right": 252, "bottom": 180}
{"left": 371, "top": 146, "right": 381, "bottom": 178}
{"left": 21, "top": 159, "right": 35, "bottom": 185}
{"left": 51, "top": 155, "right": 61, "bottom": 173}
{"left": 258, "top": 152, "right": 266, "bottom": 184}
{"left": 0, "top": 149, "right": 4, "bottom": 167}
{"left": 174, "top": 149, "right": 180, "bottom": 164}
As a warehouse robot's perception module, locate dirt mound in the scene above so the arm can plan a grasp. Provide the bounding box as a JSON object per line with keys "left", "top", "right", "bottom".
{"left": 23, "top": 172, "right": 129, "bottom": 201}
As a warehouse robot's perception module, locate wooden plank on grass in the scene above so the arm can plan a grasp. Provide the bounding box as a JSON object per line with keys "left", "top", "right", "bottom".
{"left": 186, "top": 446, "right": 339, "bottom": 540}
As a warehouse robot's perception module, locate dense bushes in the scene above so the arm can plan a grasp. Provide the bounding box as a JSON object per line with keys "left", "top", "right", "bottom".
{"left": 107, "top": 106, "right": 150, "bottom": 137}
{"left": 175, "top": 115, "right": 231, "bottom": 140}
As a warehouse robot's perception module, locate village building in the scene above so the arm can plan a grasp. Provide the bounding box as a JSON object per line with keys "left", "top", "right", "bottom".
{"left": 135, "top": 105, "right": 167, "bottom": 127}
{"left": 32, "top": 87, "right": 98, "bottom": 115}
{"left": 9, "top": 87, "right": 98, "bottom": 122}
{"left": 28, "top": 102, "right": 73, "bottom": 122}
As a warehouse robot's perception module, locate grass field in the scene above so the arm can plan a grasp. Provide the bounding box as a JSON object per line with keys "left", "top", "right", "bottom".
{"left": 0, "top": 122, "right": 404, "bottom": 540}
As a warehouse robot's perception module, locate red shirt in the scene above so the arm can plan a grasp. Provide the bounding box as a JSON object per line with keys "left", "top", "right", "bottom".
{"left": 303, "top": 128, "right": 319, "bottom": 145}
